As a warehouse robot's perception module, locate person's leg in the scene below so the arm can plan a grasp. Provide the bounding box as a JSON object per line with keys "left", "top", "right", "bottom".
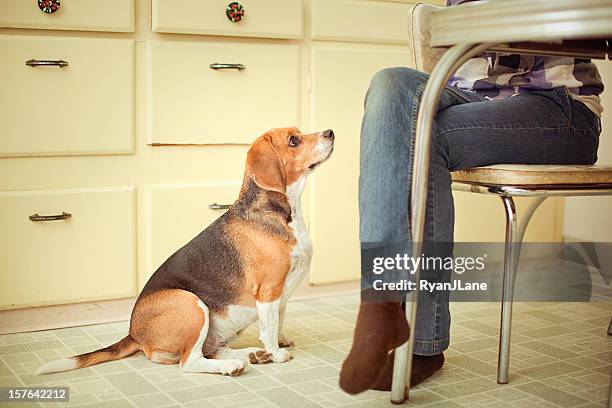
{"left": 340, "top": 67, "right": 483, "bottom": 394}
{"left": 437, "top": 87, "right": 599, "bottom": 171}
{"left": 340, "top": 68, "right": 600, "bottom": 394}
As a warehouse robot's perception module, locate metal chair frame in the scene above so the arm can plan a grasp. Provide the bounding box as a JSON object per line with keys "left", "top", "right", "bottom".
{"left": 452, "top": 181, "right": 612, "bottom": 385}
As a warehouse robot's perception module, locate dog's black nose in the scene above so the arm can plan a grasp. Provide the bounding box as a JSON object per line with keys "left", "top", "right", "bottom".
{"left": 322, "top": 129, "right": 335, "bottom": 139}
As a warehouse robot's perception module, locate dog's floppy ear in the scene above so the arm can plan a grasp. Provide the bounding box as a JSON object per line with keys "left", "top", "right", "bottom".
{"left": 245, "top": 134, "right": 286, "bottom": 194}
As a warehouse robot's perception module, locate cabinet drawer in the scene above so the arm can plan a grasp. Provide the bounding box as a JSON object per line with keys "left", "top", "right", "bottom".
{"left": 311, "top": 0, "right": 411, "bottom": 44}
{"left": 0, "top": 36, "right": 135, "bottom": 157}
{"left": 147, "top": 181, "right": 241, "bottom": 277}
{"left": 148, "top": 41, "right": 299, "bottom": 145}
{"left": 153, "top": 0, "right": 303, "bottom": 39}
{"left": 0, "top": 0, "right": 134, "bottom": 32}
{"left": 0, "top": 187, "right": 136, "bottom": 309}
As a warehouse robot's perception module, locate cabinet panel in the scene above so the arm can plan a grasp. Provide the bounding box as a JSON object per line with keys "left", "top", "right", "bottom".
{"left": 309, "top": 45, "right": 411, "bottom": 284}
{"left": 146, "top": 181, "right": 242, "bottom": 282}
{"left": 153, "top": 0, "right": 303, "bottom": 39}
{"left": 0, "top": 0, "right": 134, "bottom": 32}
{"left": 0, "top": 36, "right": 135, "bottom": 157}
{"left": 148, "top": 41, "right": 299, "bottom": 145}
{"left": 311, "top": 0, "right": 412, "bottom": 45}
{"left": 0, "top": 187, "right": 136, "bottom": 309}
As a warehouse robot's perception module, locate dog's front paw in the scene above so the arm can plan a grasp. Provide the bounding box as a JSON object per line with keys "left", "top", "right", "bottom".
{"left": 249, "top": 349, "right": 273, "bottom": 364}
{"left": 271, "top": 348, "right": 292, "bottom": 363}
{"left": 278, "top": 334, "right": 294, "bottom": 348}
{"left": 219, "top": 359, "right": 246, "bottom": 376}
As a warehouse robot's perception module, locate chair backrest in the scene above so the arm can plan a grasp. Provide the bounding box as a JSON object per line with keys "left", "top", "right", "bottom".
{"left": 407, "top": 3, "right": 445, "bottom": 74}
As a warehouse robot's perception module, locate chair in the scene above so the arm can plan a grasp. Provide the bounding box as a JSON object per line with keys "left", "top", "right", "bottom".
{"left": 394, "top": 2, "right": 612, "bottom": 395}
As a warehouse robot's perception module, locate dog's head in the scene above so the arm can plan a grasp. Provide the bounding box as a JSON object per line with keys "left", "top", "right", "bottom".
{"left": 245, "top": 127, "right": 334, "bottom": 194}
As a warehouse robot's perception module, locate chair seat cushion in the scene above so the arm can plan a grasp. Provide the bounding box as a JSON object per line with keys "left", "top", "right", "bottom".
{"left": 451, "top": 164, "right": 612, "bottom": 185}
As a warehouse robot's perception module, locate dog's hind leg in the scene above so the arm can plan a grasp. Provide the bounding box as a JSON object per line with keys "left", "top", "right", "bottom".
{"left": 179, "top": 300, "right": 246, "bottom": 376}
{"left": 131, "top": 289, "right": 245, "bottom": 376}
{"left": 212, "top": 347, "right": 272, "bottom": 364}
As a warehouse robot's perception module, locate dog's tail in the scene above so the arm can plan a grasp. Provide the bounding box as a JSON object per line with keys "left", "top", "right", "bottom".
{"left": 36, "top": 335, "right": 140, "bottom": 375}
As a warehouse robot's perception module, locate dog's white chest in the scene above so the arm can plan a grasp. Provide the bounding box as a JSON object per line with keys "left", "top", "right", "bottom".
{"left": 287, "top": 218, "right": 312, "bottom": 280}
{"left": 283, "top": 180, "right": 312, "bottom": 303}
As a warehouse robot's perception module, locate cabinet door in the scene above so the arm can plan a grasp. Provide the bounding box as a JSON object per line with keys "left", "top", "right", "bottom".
{"left": 311, "top": 0, "right": 412, "bottom": 44}
{"left": 153, "top": 0, "right": 303, "bottom": 39}
{"left": 148, "top": 41, "right": 299, "bottom": 145}
{"left": 0, "top": 0, "right": 134, "bottom": 32}
{"left": 309, "top": 45, "right": 410, "bottom": 284}
{"left": 0, "top": 36, "right": 135, "bottom": 157}
{"left": 0, "top": 187, "right": 136, "bottom": 309}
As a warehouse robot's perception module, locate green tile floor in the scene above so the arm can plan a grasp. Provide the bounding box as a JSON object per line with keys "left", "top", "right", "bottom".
{"left": 0, "top": 295, "right": 610, "bottom": 407}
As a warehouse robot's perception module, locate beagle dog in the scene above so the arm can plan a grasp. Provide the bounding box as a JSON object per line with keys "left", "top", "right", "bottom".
{"left": 37, "top": 127, "right": 334, "bottom": 376}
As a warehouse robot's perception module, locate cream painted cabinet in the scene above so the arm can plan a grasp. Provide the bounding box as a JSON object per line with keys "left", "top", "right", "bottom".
{"left": 0, "top": 0, "right": 134, "bottom": 32}
{"left": 0, "top": 187, "right": 136, "bottom": 309}
{"left": 311, "top": 0, "right": 414, "bottom": 44}
{"left": 148, "top": 41, "right": 300, "bottom": 145}
{"left": 309, "top": 45, "right": 411, "bottom": 284}
{"left": 0, "top": 35, "right": 135, "bottom": 157}
{"left": 153, "top": 0, "right": 303, "bottom": 39}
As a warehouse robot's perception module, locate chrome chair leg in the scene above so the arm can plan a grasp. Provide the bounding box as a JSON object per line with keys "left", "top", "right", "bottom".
{"left": 514, "top": 196, "right": 546, "bottom": 269}
{"left": 497, "top": 196, "right": 546, "bottom": 384}
{"left": 390, "top": 41, "right": 493, "bottom": 404}
{"left": 498, "top": 196, "right": 517, "bottom": 384}
{"left": 391, "top": 293, "right": 415, "bottom": 404}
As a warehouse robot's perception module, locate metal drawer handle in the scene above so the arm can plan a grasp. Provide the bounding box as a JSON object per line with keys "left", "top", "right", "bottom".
{"left": 208, "top": 203, "right": 231, "bottom": 210}
{"left": 25, "top": 59, "right": 69, "bottom": 68}
{"left": 29, "top": 212, "right": 72, "bottom": 222}
{"left": 209, "top": 63, "right": 245, "bottom": 71}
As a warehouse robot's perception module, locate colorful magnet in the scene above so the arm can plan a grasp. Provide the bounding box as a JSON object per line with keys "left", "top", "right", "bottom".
{"left": 38, "top": 0, "right": 60, "bottom": 13}
{"left": 226, "top": 2, "right": 245, "bottom": 23}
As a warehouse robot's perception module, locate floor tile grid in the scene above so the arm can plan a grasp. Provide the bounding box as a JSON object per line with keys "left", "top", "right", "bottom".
{"left": 0, "top": 295, "right": 610, "bottom": 408}
{"left": 442, "top": 302, "right": 611, "bottom": 407}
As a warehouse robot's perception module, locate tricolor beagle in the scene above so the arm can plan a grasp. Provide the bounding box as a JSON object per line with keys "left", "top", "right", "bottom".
{"left": 37, "top": 127, "right": 334, "bottom": 376}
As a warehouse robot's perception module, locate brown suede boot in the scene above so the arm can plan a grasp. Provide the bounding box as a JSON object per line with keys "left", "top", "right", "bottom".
{"left": 371, "top": 351, "right": 445, "bottom": 391}
{"left": 339, "top": 301, "right": 409, "bottom": 395}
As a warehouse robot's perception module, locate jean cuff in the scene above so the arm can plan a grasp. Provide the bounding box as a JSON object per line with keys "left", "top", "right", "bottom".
{"left": 413, "top": 337, "right": 449, "bottom": 356}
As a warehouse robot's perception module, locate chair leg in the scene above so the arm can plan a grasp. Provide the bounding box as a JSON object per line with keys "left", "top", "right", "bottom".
{"left": 513, "top": 197, "right": 547, "bottom": 271}
{"left": 497, "top": 196, "right": 546, "bottom": 384}
{"left": 391, "top": 296, "right": 415, "bottom": 404}
{"left": 608, "top": 315, "right": 612, "bottom": 336}
{"left": 498, "top": 196, "right": 517, "bottom": 384}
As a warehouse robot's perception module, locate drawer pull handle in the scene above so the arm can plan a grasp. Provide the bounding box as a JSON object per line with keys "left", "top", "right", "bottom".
{"left": 29, "top": 212, "right": 72, "bottom": 222}
{"left": 209, "top": 63, "right": 245, "bottom": 71}
{"left": 208, "top": 203, "right": 231, "bottom": 210}
{"left": 25, "top": 59, "right": 69, "bottom": 68}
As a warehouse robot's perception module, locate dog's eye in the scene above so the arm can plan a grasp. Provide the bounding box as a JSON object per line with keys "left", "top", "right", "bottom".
{"left": 288, "top": 135, "right": 301, "bottom": 147}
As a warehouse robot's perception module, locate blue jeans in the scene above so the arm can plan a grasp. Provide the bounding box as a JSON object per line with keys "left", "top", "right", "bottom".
{"left": 359, "top": 68, "right": 601, "bottom": 355}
